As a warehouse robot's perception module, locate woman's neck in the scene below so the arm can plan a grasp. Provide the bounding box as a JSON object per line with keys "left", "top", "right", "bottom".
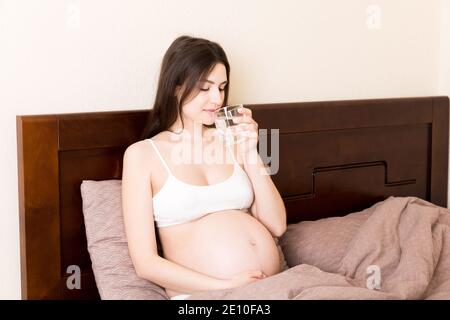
{"left": 168, "top": 119, "right": 212, "bottom": 145}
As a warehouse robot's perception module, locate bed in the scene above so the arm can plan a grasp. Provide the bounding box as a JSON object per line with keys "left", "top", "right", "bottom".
{"left": 16, "top": 96, "right": 449, "bottom": 299}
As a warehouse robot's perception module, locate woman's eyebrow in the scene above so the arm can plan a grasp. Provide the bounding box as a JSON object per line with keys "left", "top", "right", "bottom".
{"left": 200, "top": 79, "right": 228, "bottom": 85}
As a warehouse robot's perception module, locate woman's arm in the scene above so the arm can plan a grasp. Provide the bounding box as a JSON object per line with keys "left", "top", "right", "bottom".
{"left": 232, "top": 106, "right": 287, "bottom": 237}
{"left": 137, "top": 255, "right": 230, "bottom": 294}
{"left": 243, "top": 149, "right": 287, "bottom": 237}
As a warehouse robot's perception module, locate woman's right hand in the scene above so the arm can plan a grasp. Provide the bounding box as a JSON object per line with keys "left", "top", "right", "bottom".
{"left": 225, "top": 270, "right": 267, "bottom": 289}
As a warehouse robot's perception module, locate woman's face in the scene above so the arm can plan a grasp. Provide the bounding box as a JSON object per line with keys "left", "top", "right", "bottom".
{"left": 179, "top": 63, "right": 228, "bottom": 126}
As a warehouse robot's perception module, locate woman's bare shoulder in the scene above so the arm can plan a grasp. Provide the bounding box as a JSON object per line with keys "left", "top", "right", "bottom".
{"left": 124, "top": 132, "right": 174, "bottom": 170}
{"left": 125, "top": 139, "right": 150, "bottom": 154}
{"left": 125, "top": 131, "right": 168, "bottom": 153}
{"left": 124, "top": 139, "right": 157, "bottom": 170}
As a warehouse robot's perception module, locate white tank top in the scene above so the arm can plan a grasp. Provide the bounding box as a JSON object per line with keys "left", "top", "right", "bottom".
{"left": 148, "top": 139, "right": 254, "bottom": 228}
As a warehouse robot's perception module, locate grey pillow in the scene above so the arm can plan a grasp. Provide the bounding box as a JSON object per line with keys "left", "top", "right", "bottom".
{"left": 80, "top": 179, "right": 168, "bottom": 300}
{"left": 279, "top": 204, "right": 375, "bottom": 274}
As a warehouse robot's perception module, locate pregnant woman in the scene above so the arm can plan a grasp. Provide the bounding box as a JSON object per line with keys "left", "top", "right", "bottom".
{"left": 122, "top": 35, "right": 287, "bottom": 300}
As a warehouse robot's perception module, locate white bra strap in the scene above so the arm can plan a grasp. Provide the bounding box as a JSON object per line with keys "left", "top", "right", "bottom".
{"left": 148, "top": 139, "right": 172, "bottom": 175}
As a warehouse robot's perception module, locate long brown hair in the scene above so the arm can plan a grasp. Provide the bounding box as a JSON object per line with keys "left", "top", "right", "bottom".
{"left": 141, "top": 35, "right": 230, "bottom": 139}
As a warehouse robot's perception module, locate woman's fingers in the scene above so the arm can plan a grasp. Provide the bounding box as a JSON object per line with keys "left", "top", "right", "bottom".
{"left": 249, "top": 270, "right": 267, "bottom": 279}
{"left": 238, "top": 106, "right": 252, "bottom": 117}
{"left": 233, "top": 123, "right": 258, "bottom": 136}
{"left": 233, "top": 107, "right": 254, "bottom": 124}
{"left": 249, "top": 270, "right": 263, "bottom": 277}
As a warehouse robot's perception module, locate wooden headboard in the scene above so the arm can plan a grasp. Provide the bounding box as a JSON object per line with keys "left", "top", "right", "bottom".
{"left": 16, "top": 96, "right": 449, "bottom": 299}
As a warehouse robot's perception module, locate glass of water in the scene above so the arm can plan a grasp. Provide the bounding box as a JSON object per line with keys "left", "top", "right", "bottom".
{"left": 214, "top": 104, "right": 246, "bottom": 145}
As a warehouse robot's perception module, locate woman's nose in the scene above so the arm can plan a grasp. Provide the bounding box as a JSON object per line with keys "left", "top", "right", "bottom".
{"left": 209, "top": 87, "right": 223, "bottom": 104}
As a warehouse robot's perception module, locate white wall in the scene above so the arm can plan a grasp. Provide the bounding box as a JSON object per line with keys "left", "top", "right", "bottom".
{"left": 440, "top": 0, "right": 450, "bottom": 97}
{"left": 0, "top": 0, "right": 446, "bottom": 299}
{"left": 439, "top": 0, "right": 450, "bottom": 206}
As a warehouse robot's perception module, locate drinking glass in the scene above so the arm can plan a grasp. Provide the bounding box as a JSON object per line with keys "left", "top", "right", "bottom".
{"left": 214, "top": 104, "right": 246, "bottom": 145}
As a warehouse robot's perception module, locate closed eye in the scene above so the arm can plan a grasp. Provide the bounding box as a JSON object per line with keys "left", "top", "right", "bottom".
{"left": 200, "top": 87, "right": 226, "bottom": 92}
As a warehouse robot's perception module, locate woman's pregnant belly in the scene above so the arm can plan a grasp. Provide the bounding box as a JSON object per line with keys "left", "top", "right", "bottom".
{"left": 158, "top": 210, "right": 281, "bottom": 297}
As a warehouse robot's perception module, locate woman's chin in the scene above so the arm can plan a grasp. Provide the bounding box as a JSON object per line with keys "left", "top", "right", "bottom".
{"left": 202, "top": 118, "right": 216, "bottom": 126}
{"left": 202, "top": 110, "right": 217, "bottom": 124}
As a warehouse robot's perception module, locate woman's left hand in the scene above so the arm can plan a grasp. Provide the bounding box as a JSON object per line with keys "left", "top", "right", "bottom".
{"left": 232, "top": 106, "right": 259, "bottom": 154}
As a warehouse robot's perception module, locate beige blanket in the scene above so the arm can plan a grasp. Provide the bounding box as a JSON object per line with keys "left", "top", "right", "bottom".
{"left": 187, "top": 197, "right": 450, "bottom": 300}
